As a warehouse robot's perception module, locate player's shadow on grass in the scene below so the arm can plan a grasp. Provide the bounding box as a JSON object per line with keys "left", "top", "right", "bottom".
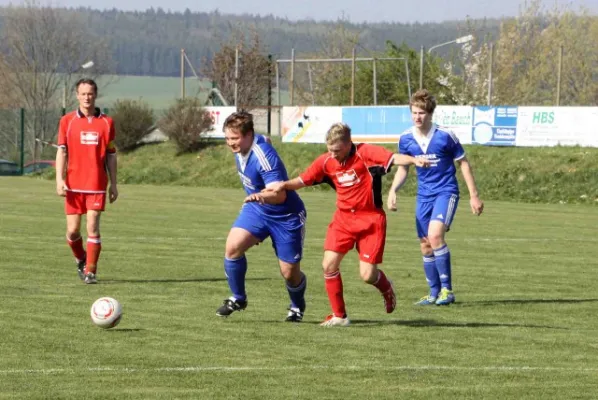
{"left": 100, "top": 277, "right": 273, "bottom": 284}
{"left": 110, "top": 328, "right": 144, "bottom": 332}
{"left": 345, "top": 319, "right": 567, "bottom": 330}
{"left": 461, "top": 298, "right": 598, "bottom": 306}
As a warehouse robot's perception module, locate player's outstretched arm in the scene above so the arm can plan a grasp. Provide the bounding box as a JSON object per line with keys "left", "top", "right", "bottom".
{"left": 387, "top": 165, "right": 410, "bottom": 211}
{"left": 457, "top": 157, "right": 483, "bottom": 216}
{"left": 266, "top": 177, "right": 306, "bottom": 194}
{"left": 392, "top": 153, "right": 430, "bottom": 168}
{"left": 55, "top": 147, "right": 67, "bottom": 197}
{"left": 244, "top": 186, "right": 287, "bottom": 205}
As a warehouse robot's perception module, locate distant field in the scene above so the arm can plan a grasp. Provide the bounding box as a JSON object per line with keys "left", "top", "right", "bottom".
{"left": 94, "top": 75, "right": 289, "bottom": 110}
{"left": 1, "top": 178, "right": 598, "bottom": 399}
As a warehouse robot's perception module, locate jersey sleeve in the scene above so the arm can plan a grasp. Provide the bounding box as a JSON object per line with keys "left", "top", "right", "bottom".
{"left": 360, "top": 144, "right": 394, "bottom": 173}
{"left": 446, "top": 130, "right": 465, "bottom": 160}
{"left": 255, "top": 144, "right": 286, "bottom": 186}
{"left": 398, "top": 134, "right": 411, "bottom": 156}
{"left": 299, "top": 154, "right": 327, "bottom": 186}
{"left": 57, "top": 116, "right": 68, "bottom": 149}
{"left": 107, "top": 118, "right": 117, "bottom": 154}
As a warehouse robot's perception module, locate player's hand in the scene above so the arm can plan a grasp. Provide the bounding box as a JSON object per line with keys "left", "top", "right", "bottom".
{"left": 387, "top": 191, "right": 398, "bottom": 212}
{"left": 244, "top": 193, "right": 265, "bottom": 205}
{"left": 266, "top": 181, "right": 286, "bottom": 194}
{"left": 56, "top": 180, "right": 67, "bottom": 197}
{"left": 109, "top": 184, "right": 119, "bottom": 203}
{"left": 470, "top": 196, "right": 484, "bottom": 216}
{"left": 414, "top": 158, "right": 431, "bottom": 168}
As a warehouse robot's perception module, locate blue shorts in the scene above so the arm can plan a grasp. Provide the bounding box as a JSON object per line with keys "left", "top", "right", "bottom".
{"left": 233, "top": 203, "right": 306, "bottom": 264}
{"left": 415, "top": 194, "right": 459, "bottom": 238}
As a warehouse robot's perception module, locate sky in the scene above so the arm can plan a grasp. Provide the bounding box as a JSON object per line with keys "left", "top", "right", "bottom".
{"left": 1, "top": 0, "right": 597, "bottom": 23}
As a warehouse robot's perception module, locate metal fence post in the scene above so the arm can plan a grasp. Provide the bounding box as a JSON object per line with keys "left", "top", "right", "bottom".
{"left": 20, "top": 108, "right": 25, "bottom": 175}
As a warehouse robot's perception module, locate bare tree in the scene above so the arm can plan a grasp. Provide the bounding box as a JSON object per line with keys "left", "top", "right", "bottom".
{"left": 201, "top": 28, "right": 273, "bottom": 109}
{"left": 0, "top": 1, "right": 113, "bottom": 163}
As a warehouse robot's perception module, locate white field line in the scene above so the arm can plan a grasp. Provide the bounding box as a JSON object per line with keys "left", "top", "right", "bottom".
{"left": 1, "top": 364, "right": 597, "bottom": 375}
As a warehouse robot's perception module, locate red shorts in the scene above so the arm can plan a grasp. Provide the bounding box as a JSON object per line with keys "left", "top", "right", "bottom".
{"left": 65, "top": 191, "right": 106, "bottom": 215}
{"left": 324, "top": 209, "right": 387, "bottom": 264}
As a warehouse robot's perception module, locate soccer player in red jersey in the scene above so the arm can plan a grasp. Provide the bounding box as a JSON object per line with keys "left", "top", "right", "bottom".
{"left": 267, "top": 123, "right": 429, "bottom": 326}
{"left": 55, "top": 78, "right": 118, "bottom": 284}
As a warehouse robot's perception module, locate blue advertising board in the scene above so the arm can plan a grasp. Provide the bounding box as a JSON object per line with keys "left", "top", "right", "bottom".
{"left": 472, "top": 106, "right": 518, "bottom": 146}
{"left": 342, "top": 106, "right": 412, "bottom": 141}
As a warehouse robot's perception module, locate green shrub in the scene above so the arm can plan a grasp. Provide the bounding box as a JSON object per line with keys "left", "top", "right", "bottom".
{"left": 158, "top": 98, "right": 215, "bottom": 154}
{"left": 111, "top": 99, "right": 155, "bottom": 152}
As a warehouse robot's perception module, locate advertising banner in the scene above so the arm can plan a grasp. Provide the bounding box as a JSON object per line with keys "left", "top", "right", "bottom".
{"left": 282, "top": 106, "right": 342, "bottom": 143}
{"left": 516, "top": 107, "right": 598, "bottom": 147}
{"left": 342, "top": 106, "right": 412, "bottom": 143}
{"left": 203, "top": 106, "right": 237, "bottom": 138}
{"left": 433, "top": 106, "right": 473, "bottom": 144}
{"left": 472, "top": 106, "right": 518, "bottom": 146}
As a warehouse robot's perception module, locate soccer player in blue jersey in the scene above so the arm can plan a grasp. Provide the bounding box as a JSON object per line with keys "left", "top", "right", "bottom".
{"left": 216, "top": 111, "right": 308, "bottom": 322}
{"left": 387, "top": 89, "right": 484, "bottom": 306}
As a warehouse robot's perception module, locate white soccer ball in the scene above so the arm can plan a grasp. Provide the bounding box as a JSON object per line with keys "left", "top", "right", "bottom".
{"left": 90, "top": 297, "right": 122, "bottom": 329}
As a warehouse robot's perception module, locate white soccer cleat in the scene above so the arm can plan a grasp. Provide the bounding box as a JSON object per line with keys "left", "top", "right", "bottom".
{"left": 320, "top": 314, "right": 351, "bottom": 327}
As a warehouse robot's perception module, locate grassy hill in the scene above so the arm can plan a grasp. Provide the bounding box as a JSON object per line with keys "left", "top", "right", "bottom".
{"left": 37, "top": 138, "right": 598, "bottom": 205}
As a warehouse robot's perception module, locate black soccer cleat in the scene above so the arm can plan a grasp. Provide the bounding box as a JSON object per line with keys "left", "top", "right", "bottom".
{"left": 76, "top": 254, "right": 87, "bottom": 280}
{"left": 285, "top": 307, "right": 304, "bottom": 323}
{"left": 216, "top": 298, "right": 248, "bottom": 317}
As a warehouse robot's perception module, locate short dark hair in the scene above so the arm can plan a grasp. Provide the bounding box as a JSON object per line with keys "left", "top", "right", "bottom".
{"left": 75, "top": 78, "right": 98, "bottom": 94}
{"left": 223, "top": 110, "right": 254, "bottom": 136}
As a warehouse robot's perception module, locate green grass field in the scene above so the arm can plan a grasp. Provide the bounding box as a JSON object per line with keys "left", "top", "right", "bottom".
{"left": 1, "top": 178, "right": 597, "bottom": 399}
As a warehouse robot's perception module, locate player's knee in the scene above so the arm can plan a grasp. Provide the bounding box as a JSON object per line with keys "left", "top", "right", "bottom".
{"left": 279, "top": 263, "right": 300, "bottom": 282}
{"left": 224, "top": 245, "right": 244, "bottom": 259}
{"left": 66, "top": 230, "right": 81, "bottom": 240}
{"left": 428, "top": 233, "right": 444, "bottom": 248}
{"left": 359, "top": 267, "right": 377, "bottom": 283}
{"left": 321, "top": 260, "right": 338, "bottom": 275}
{"left": 420, "top": 241, "right": 433, "bottom": 255}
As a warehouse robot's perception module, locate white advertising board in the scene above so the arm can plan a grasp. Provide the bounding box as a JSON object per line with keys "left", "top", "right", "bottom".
{"left": 432, "top": 106, "right": 473, "bottom": 144}
{"left": 203, "top": 106, "right": 237, "bottom": 138}
{"left": 282, "top": 106, "right": 343, "bottom": 143}
{"left": 516, "top": 107, "right": 598, "bottom": 147}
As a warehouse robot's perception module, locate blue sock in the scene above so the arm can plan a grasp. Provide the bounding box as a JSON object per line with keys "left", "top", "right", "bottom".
{"left": 433, "top": 244, "right": 452, "bottom": 290}
{"left": 423, "top": 255, "right": 441, "bottom": 298}
{"left": 286, "top": 272, "right": 307, "bottom": 311}
{"left": 224, "top": 256, "right": 248, "bottom": 301}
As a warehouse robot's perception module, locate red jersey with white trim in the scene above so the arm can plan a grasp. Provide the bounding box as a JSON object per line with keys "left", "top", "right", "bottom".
{"left": 299, "top": 143, "right": 394, "bottom": 211}
{"left": 57, "top": 108, "right": 116, "bottom": 193}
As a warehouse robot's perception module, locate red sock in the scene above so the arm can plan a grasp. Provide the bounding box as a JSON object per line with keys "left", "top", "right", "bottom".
{"left": 324, "top": 271, "right": 346, "bottom": 318}
{"left": 85, "top": 235, "right": 102, "bottom": 274}
{"left": 67, "top": 235, "right": 86, "bottom": 261}
{"left": 373, "top": 269, "right": 392, "bottom": 294}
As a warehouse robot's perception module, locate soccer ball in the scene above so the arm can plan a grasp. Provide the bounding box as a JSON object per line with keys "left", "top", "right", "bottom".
{"left": 90, "top": 297, "right": 122, "bottom": 329}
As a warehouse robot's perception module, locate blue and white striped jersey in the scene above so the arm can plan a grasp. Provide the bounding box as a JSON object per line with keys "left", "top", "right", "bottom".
{"left": 398, "top": 124, "right": 465, "bottom": 201}
{"left": 236, "top": 134, "right": 305, "bottom": 216}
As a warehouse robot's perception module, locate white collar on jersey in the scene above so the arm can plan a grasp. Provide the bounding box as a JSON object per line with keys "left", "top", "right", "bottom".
{"left": 413, "top": 123, "right": 437, "bottom": 153}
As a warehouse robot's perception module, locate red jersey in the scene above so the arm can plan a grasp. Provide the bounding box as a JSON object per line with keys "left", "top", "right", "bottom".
{"left": 57, "top": 108, "right": 116, "bottom": 193}
{"left": 300, "top": 143, "right": 394, "bottom": 211}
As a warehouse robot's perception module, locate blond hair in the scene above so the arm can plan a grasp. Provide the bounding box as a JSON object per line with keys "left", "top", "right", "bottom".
{"left": 326, "top": 123, "right": 351, "bottom": 145}
{"left": 409, "top": 89, "right": 437, "bottom": 114}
